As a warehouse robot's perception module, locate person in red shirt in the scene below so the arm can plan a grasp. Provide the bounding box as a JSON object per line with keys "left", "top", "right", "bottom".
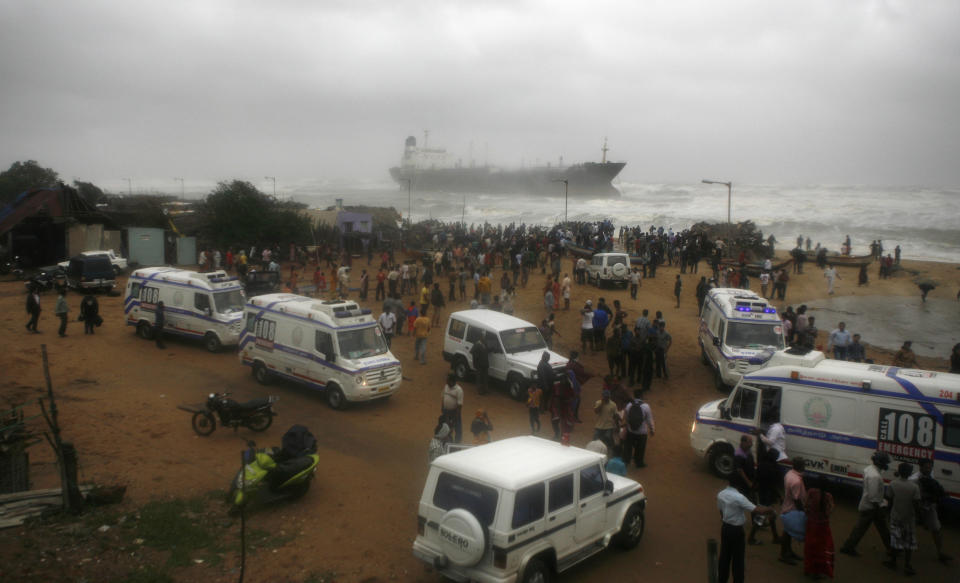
{"left": 780, "top": 457, "right": 808, "bottom": 565}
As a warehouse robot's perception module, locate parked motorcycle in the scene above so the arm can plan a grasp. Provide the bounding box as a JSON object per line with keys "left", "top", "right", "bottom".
{"left": 24, "top": 265, "right": 67, "bottom": 292}
{"left": 229, "top": 424, "right": 320, "bottom": 510}
{"left": 1, "top": 256, "right": 25, "bottom": 279}
{"left": 181, "top": 392, "right": 278, "bottom": 436}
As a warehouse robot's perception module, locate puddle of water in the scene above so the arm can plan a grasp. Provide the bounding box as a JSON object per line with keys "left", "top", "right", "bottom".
{"left": 799, "top": 296, "right": 959, "bottom": 358}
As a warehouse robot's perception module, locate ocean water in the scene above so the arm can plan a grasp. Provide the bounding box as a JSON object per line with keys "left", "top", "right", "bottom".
{"left": 803, "top": 296, "right": 960, "bottom": 359}
{"left": 284, "top": 181, "right": 960, "bottom": 264}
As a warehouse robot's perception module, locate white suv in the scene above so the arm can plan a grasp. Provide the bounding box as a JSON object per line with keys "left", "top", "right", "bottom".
{"left": 442, "top": 310, "right": 567, "bottom": 401}
{"left": 585, "top": 253, "right": 630, "bottom": 288}
{"left": 413, "top": 436, "right": 647, "bottom": 583}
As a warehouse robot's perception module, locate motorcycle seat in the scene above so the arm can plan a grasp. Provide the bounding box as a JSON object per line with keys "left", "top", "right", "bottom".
{"left": 225, "top": 397, "right": 272, "bottom": 411}
{"left": 269, "top": 455, "right": 315, "bottom": 489}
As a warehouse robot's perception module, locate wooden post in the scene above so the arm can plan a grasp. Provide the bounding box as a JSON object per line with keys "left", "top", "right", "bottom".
{"left": 40, "top": 345, "right": 83, "bottom": 513}
{"left": 707, "top": 538, "right": 718, "bottom": 583}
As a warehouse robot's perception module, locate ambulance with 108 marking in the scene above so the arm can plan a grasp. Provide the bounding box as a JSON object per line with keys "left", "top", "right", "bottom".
{"left": 691, "top": 349, "right": 960, "bottom": 506}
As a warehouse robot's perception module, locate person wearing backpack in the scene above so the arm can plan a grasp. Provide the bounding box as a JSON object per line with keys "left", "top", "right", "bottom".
{"left": 622, "top": 396, "right": 654, "bottom": 468}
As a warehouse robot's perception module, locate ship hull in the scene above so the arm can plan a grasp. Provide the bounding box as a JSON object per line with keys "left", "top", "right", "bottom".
{"left": 389, "top": 162, "right": 625, "bottom": 197}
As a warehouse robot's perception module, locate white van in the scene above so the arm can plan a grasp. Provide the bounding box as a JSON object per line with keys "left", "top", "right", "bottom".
{"left": 125, "top": 267, "right": 245, "bottom": 352}
{"left": 442, "top": 310, "right": 567, "bottom": 401}
{"left": 691, "top": 349, "right": 960, "bottom": 505}
{"left": 698, "top": 288, "right": 785, "bottom": 391}
{"left": 239, "top": 293, "right": 401, "bottom": 410}
{"left": 586, "top": 252, "right": 630, "bottom": 288}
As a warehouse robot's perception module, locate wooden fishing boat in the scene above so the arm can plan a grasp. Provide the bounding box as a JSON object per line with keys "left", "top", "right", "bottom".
{"left": 802, "top": 250, "right": 874, "bottom": 267}
{"left": 719, "top": 257, "right": 793, "bottom": 276}
{"left": 564, "top": 242, "right": 597, "bottom": 258}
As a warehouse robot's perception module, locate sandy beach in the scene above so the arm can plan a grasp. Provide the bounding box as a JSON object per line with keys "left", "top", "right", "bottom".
{"left": 0, "top": 251, "right": 957, "bottom": 582}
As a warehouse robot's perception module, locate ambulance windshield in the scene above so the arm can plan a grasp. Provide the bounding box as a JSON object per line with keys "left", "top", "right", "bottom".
{"left": 213, "top": 290, "right": 246, "bottom": 314}
{"left": 725, "top": 322, "right": 784, "bottom": 350}
{"left": 338, "top": 325, "right": 388, "bottom": 359}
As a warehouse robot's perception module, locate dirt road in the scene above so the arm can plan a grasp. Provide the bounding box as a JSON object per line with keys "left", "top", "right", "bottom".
{"left": 1, "top": 255, "right": 957, "bottom": 582}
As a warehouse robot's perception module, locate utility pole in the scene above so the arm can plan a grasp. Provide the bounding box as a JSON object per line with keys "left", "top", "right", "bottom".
{"left": 702, "top": 179, "right": 733, "bottom": 223}
{"left": 174, "top": 177, "right": 184, "bottom": 199}
{"left": 122, "top": 177, "right": 132, "bottom": 195}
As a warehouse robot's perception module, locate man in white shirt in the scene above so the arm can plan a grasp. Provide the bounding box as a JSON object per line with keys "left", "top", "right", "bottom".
{"left": 717, "top": 477, "right": 774, "bottom": 583}
{"left": 757, "top": 410, "right": 788, "bottom": 461}
{"left": 377, "top": 310, "right": 396, "bottom": 348}
{"left": 840, "top": 451, "right": 893, "bottom": 557}
{"left": 827, "top": 321, "right": 852, "bottom": 360}
{"left": 823, "top": 264, "right": 840, "bottom": 294}
{"left": 441, "top": 373, "right": 464, "bottom": 443}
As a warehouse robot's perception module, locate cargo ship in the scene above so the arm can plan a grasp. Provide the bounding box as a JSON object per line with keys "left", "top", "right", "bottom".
{"left": 389, "top": 134, "right": 625, "bottom": 197}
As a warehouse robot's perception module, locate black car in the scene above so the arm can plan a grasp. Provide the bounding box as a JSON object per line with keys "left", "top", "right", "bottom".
{"left": 244, "top": 270, "right": 281, "bottom": 297}
{"left": 24, "top": 265, "right": 66, "bottom": 292}
{"left": 65, "top": 255, "right": 116, "bottom": 292}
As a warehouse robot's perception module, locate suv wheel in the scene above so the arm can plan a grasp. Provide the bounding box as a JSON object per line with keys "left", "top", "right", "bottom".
{"left": 614, "top": 504, "right": 645, "bottom": 549}
{"left": 506, "top": 374, "right": 525, "bottom": 401}
{"left": 438, "top": 509, "right": 487, "bottom": 567}
{"left": 521, "top": 557, "right": 552, "bottom": 583}
{"left": 709, "top": 444, "right": 736, "bottom": 478}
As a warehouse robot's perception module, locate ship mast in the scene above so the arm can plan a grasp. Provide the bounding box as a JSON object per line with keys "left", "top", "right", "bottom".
{"left": 601, "top": 137, "right": 608, "bottom": 164}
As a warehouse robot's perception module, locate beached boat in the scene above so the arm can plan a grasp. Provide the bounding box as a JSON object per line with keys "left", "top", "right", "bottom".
{"left": 564, "top": 242, "right": 597, "bottom": 258}
{"left": 720, "top": 258, "right": 793, "bottom": 276}
{"left": 802, "top": 250, "right": 874, "bottom": 267}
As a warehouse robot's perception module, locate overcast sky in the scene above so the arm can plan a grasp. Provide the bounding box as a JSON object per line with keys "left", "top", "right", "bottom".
{"left": 1, "top": 0, "right": 958, "bottom": 191}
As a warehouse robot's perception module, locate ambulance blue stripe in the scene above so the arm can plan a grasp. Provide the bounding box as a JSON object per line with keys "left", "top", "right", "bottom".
{"left": 886, "top": 367, "right": 944, "bottom": 422}
{"left": 124, "top": 299, "right": 241, "bottom": 327}
{"left": 238, "top": 332, "right": 399, "bottom": 374}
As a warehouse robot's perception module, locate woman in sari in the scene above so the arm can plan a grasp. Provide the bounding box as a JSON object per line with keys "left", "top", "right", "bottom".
{"left": 804, "top": 478, "right": 835, "bottom": 579}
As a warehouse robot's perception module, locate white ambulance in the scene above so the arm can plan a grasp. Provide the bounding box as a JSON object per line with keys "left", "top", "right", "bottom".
{"left": 125, "top": 267, "right": 246, "bottom": 352}
{"left": 691, "top": 349, "right": 960, "bottom": 505}
{"left": 239, "top": 294, "right": 402, "bottom": 410}
{"left": 698, "top": 288, "right": 785, "bottom": 391}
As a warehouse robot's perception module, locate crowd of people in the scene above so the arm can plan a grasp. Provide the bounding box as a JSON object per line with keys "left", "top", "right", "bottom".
{"left": 720, "top": 436, "right": 952, "bottom": 582}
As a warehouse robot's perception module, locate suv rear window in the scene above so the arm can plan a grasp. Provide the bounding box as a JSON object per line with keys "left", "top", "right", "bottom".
{"left": 433, "top": 472, "right": 499, "bottom": 527}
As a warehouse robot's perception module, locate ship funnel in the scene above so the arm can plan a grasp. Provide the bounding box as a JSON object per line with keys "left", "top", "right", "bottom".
{"left": 405, "top": 136, "right": 417, "bottom": 147}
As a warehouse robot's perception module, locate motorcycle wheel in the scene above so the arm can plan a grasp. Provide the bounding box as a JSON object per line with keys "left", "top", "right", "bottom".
{"left": 191, "top": 411, "right": 216, "bottom": 436}
{"left": 288, "top": 478, "right": 311, "bottom": 499}
{"left": 246, "top": 412, "right": 273, "bottom": 432}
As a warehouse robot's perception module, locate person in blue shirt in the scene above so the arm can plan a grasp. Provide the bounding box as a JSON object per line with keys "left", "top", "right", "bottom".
{"left": 592, "top": 306, "right": 609, "bottom": 352}
{"left": 605, "top": 444, "right": 627, "bottom": 477}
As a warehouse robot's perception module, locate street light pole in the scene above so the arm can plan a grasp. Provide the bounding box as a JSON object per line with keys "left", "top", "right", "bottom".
{"left": 174, "top": 177, "right": 184, "bottom": 199}
{"left": 553, "top": 178, "right": 569, "bottom": 224}
{"left": 702, "top": 179, "right": 733, "bottom": 223}
{"left": 264, "top": 176, "right": 276, "bottom": 198}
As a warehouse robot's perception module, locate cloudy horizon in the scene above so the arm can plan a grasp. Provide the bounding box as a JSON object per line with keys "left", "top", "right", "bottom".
{"left": 2, "top": 0, "right": 958, "bottom": 192}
